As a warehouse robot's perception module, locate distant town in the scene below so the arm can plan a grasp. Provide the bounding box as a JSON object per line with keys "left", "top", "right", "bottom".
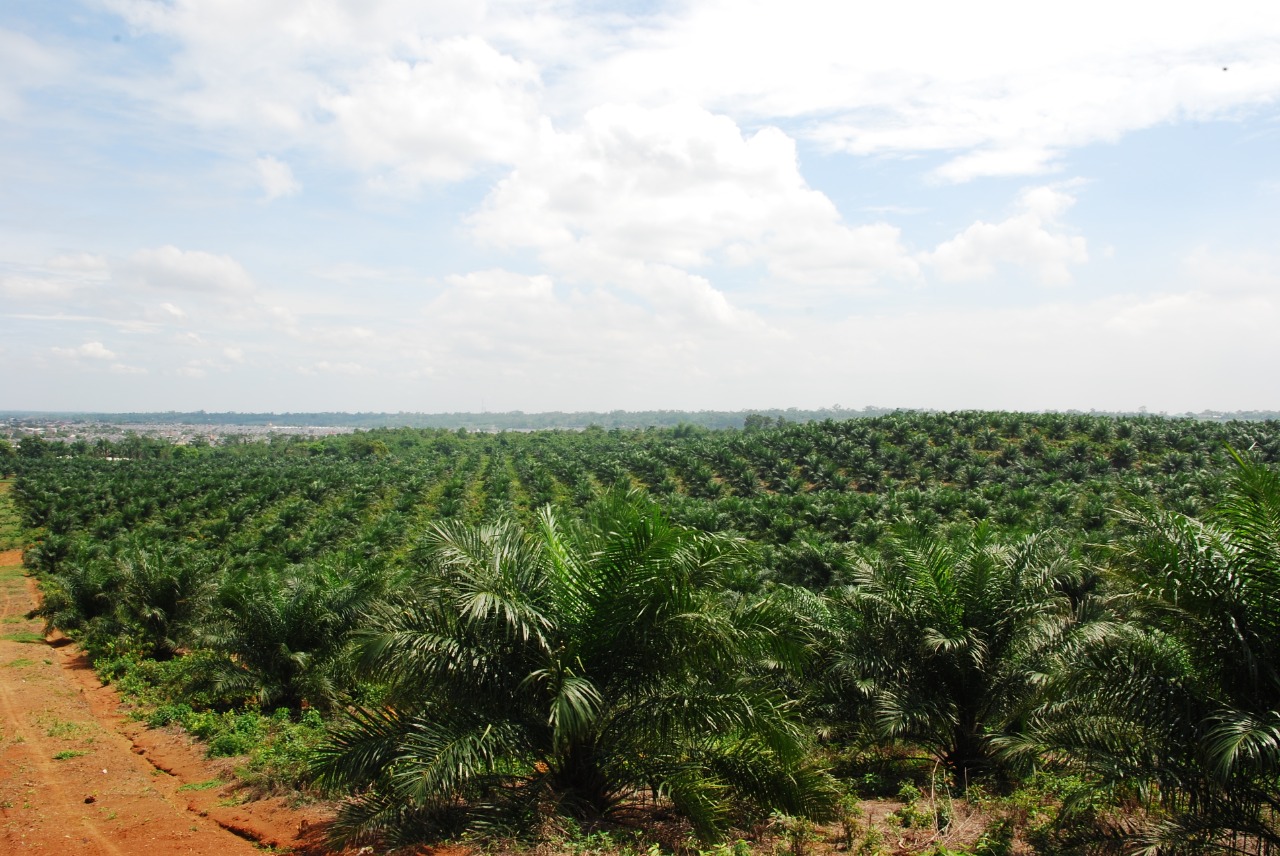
{"left": 2, "top": 407, "right": 1277, "bottom": 448}
{"left": 0, "top": 415, "right": 353, "bottom": 447}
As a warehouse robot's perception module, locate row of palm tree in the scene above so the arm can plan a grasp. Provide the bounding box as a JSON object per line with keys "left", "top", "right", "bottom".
{"left": 316, "top": 495, "right": 834, "bottom": 844}
{"left": 12, "top": 417, "right": 1280, "bottom": 851}
{"left": 305, "top": 456, "right": 1280, "bottom": 851}
{"left": 1017, "top": 453, "right": 1280, "bottom": 853}
{"left": 18, "top": 413, "right": 1275, "bottom": 593}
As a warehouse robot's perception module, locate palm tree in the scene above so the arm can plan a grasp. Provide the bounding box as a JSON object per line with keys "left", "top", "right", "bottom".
{"left": 1025, "top": 452, "right": 1280, "bottom": 853}
{"left": 313, "top": 492, "right": 834, "bottom": 846}
{"left": 823, "top": 523, "right": 1078, "bottom": 785}
{"left": 194, "top": 555, "right": 390, "bottom": 711}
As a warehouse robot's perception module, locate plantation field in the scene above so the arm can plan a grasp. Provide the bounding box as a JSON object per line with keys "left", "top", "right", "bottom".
{"left": 15, "top": 412, "right": 1279, "bottom": 584}
{"left": 8, "top": 411, "right": 1280, "bottom": 855}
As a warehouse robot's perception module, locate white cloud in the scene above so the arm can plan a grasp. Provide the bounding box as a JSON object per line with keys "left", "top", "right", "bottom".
{"left": 1, "top": 274, "right": 77, "bottom": 302}
{"left": 932, "top": 148, "right": 1064, "bottom": 185}
{"left": 0, "top": 27, "right": 69, "bottom": 117}
{"left": 52, "top": 341, "right": 116, "bottom": 361}
{"left": 123, "top": 246, "right": 256, "bottom": 294}
{"left": 473, "top": 103, "right": 917, "bottom": 308}
{"left": 94, "top": 0, "right": 1280, "bottom": 190}
{"left": 101, "top": 1, "right": 541, "bottom": 181}
{"left": 323, "top": 38, "right": 543, "bottom": 183}
{"left": 255, "top": 156, "right": 301, "bottom": 200}
{"left": 402, "top": 258, "right": 1280, "bottom": 412}
{"left": 300, "top": 360, "right": 366, "bottom": 376}
{"left": 615, "top": 262, "right": 770, "bottom": 332}
{"left": 586, "top": 0, "right": 1280, "bottom": 181}
{"left": 267, "top": 305, "right": 300, "bottom": 336}
{"left": 47, "top": 253, "right": 110, "bottom": 274}
{"left": 1, "top": 254, "right": 109, "bottom": 303}
{"left": 1181, "top": 245, "right": 1278, "bottom": 297}
{"left": 924, "top": 186, "right": 1088, "bottom": 284}
{"left": 388, "top": 267, "right": 783, "bottom": 405}
{"left": 7, "top": 2, "right": 1280, "bottom": 413}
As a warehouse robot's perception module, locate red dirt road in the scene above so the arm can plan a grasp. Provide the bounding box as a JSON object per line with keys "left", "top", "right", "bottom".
{"left": 0, "top": 548, "right": 338, "bottom": 855}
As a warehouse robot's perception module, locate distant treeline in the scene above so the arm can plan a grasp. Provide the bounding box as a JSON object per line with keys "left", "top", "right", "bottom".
{"left": 4, "top": 406, "right": 1280, "bottom": 431}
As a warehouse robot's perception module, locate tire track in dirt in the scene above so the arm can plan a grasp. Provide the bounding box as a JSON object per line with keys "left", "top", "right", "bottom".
{"left": 0, "top": 547, "right": 272, "bottom": 855}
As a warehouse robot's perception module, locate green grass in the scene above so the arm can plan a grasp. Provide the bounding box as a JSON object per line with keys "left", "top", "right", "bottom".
{"left": 177, "top": 779, "right": 226, "bottom": 792}
{"left": 44, "top": 719, "right": 90, "bottom": 739}
{"left": 52, "top": 750, "right": 88, "bottom": 760}
{"left": 0, "top": 478, "right": 27, "bottom": 551}
{"left": 1, "top": 631, "right": 45, "bottom": 644}
{"left": 3, "top": 658, "right": 35, "bottom": 668}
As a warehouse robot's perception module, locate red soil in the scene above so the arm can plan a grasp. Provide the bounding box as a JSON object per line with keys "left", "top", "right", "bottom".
{"left": 0, "top": 547, "right": 350, "bottom": 855}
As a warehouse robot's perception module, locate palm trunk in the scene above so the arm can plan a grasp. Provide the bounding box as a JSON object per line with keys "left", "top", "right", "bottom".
{"left": 555, "top": 741, "right": 612, "bottom": 818}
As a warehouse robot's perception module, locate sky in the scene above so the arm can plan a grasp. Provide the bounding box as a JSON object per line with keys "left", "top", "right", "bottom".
{"left": 1, "top": 0, "right": 1278, "bottom": 414}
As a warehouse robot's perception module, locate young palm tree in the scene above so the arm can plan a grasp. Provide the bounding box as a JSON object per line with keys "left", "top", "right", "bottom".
{"left": 194, "top": 555, "right": 389, "bottom": 711}
{"left": 1026, "top": 452, "right": 1280, "bottom": 853}
{"left": 314, "top": 492, "right": 834, "bottom": 846}
{"left": 823, "top": 523, "right": 1078, "bottom": 785}
{"left": 34, "top": 539, "right": 215, "bottom": 661}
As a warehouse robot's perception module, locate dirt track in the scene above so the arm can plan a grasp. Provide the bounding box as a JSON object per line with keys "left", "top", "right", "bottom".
{"left": 0, "top": 547, "right": 338, "bottom": 855}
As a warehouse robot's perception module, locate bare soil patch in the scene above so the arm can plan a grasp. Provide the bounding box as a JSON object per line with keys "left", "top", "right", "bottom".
{"left": 0, "top": 547, "right": 343, "bottom": 855}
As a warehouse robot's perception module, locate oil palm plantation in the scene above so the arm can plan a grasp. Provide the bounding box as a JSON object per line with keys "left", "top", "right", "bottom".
{"left": 314, "top": 492, "right": 834, "bottom": 846}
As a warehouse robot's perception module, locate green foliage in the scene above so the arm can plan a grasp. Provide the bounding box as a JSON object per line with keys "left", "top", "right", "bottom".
{"left": 884, "top": 781, "right": 953, "bottom": 833}
{"left": 12, "top": 414, "right": 1280, "bottom": 853}
{"left": 177, "top": 779, "right": 225, "bottom": 792}
{"left": 701, "top": 840, "right": 752, "bottom": 856}
{"left": 835, "top": 790, "right": 864, "bottom": 850}
{"left": 824, "top": 523, "right": 1079, "bottom": 782}
{"left": 1021, "top": 453, "right": 1280, "bottom": 850}
{"left": 314, "top": 493, "right": 836, "bottom": 845}
{"left": 970, "top": 817, "right": 1014, "bottom": 856}
{"left": 192, "top": 556, "right": 390, "bottom": 711}
{"left": 851, "top": 824, "right": 885, "bottom": 856}
{"left": 769, "top": 810, "right": 820, "bottom": 856}
{"left": 146, "top": 703, "right": 327, "bottom": 791}
{"left": 0, "top": 479, "right": 27, "bottom": 549}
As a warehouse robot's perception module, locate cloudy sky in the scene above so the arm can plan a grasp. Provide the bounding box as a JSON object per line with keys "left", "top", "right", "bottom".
{"left": 2, "top": 1, "right": 1278, "bottom": 414}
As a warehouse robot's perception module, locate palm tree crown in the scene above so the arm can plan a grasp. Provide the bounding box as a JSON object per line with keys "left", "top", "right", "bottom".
{"left": 824, "top": 523, "right": 1078, "bottom": 783}
{"left": 315, "top": 492, "right": 834, "bottom": 845}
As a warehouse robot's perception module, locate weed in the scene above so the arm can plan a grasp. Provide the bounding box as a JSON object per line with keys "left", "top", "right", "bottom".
{"left": 44, "top": 718, "right": 89, "bottom": 739}
{"left": 837, "top": 790, "right": 864, "bottom": 849}
{"left": 770, "top": 811, "right": 821, "bottom": 856}
{"left": 1, "top": 631, "right": 44, "bottom": 644}
{"left": 887, "top": 782, "right": 932, "bottom": 830}
{"left": 53, "top": 750, "right": 88, "bottom": 760}
{"left": 853, "top": 824, "right": 884, "bottom": 856}
{"left": 971, "top": 816, "right": 1015, "bottom": 856}
{"left": 177, "top": 779, "right": 225, "bottom": 792}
